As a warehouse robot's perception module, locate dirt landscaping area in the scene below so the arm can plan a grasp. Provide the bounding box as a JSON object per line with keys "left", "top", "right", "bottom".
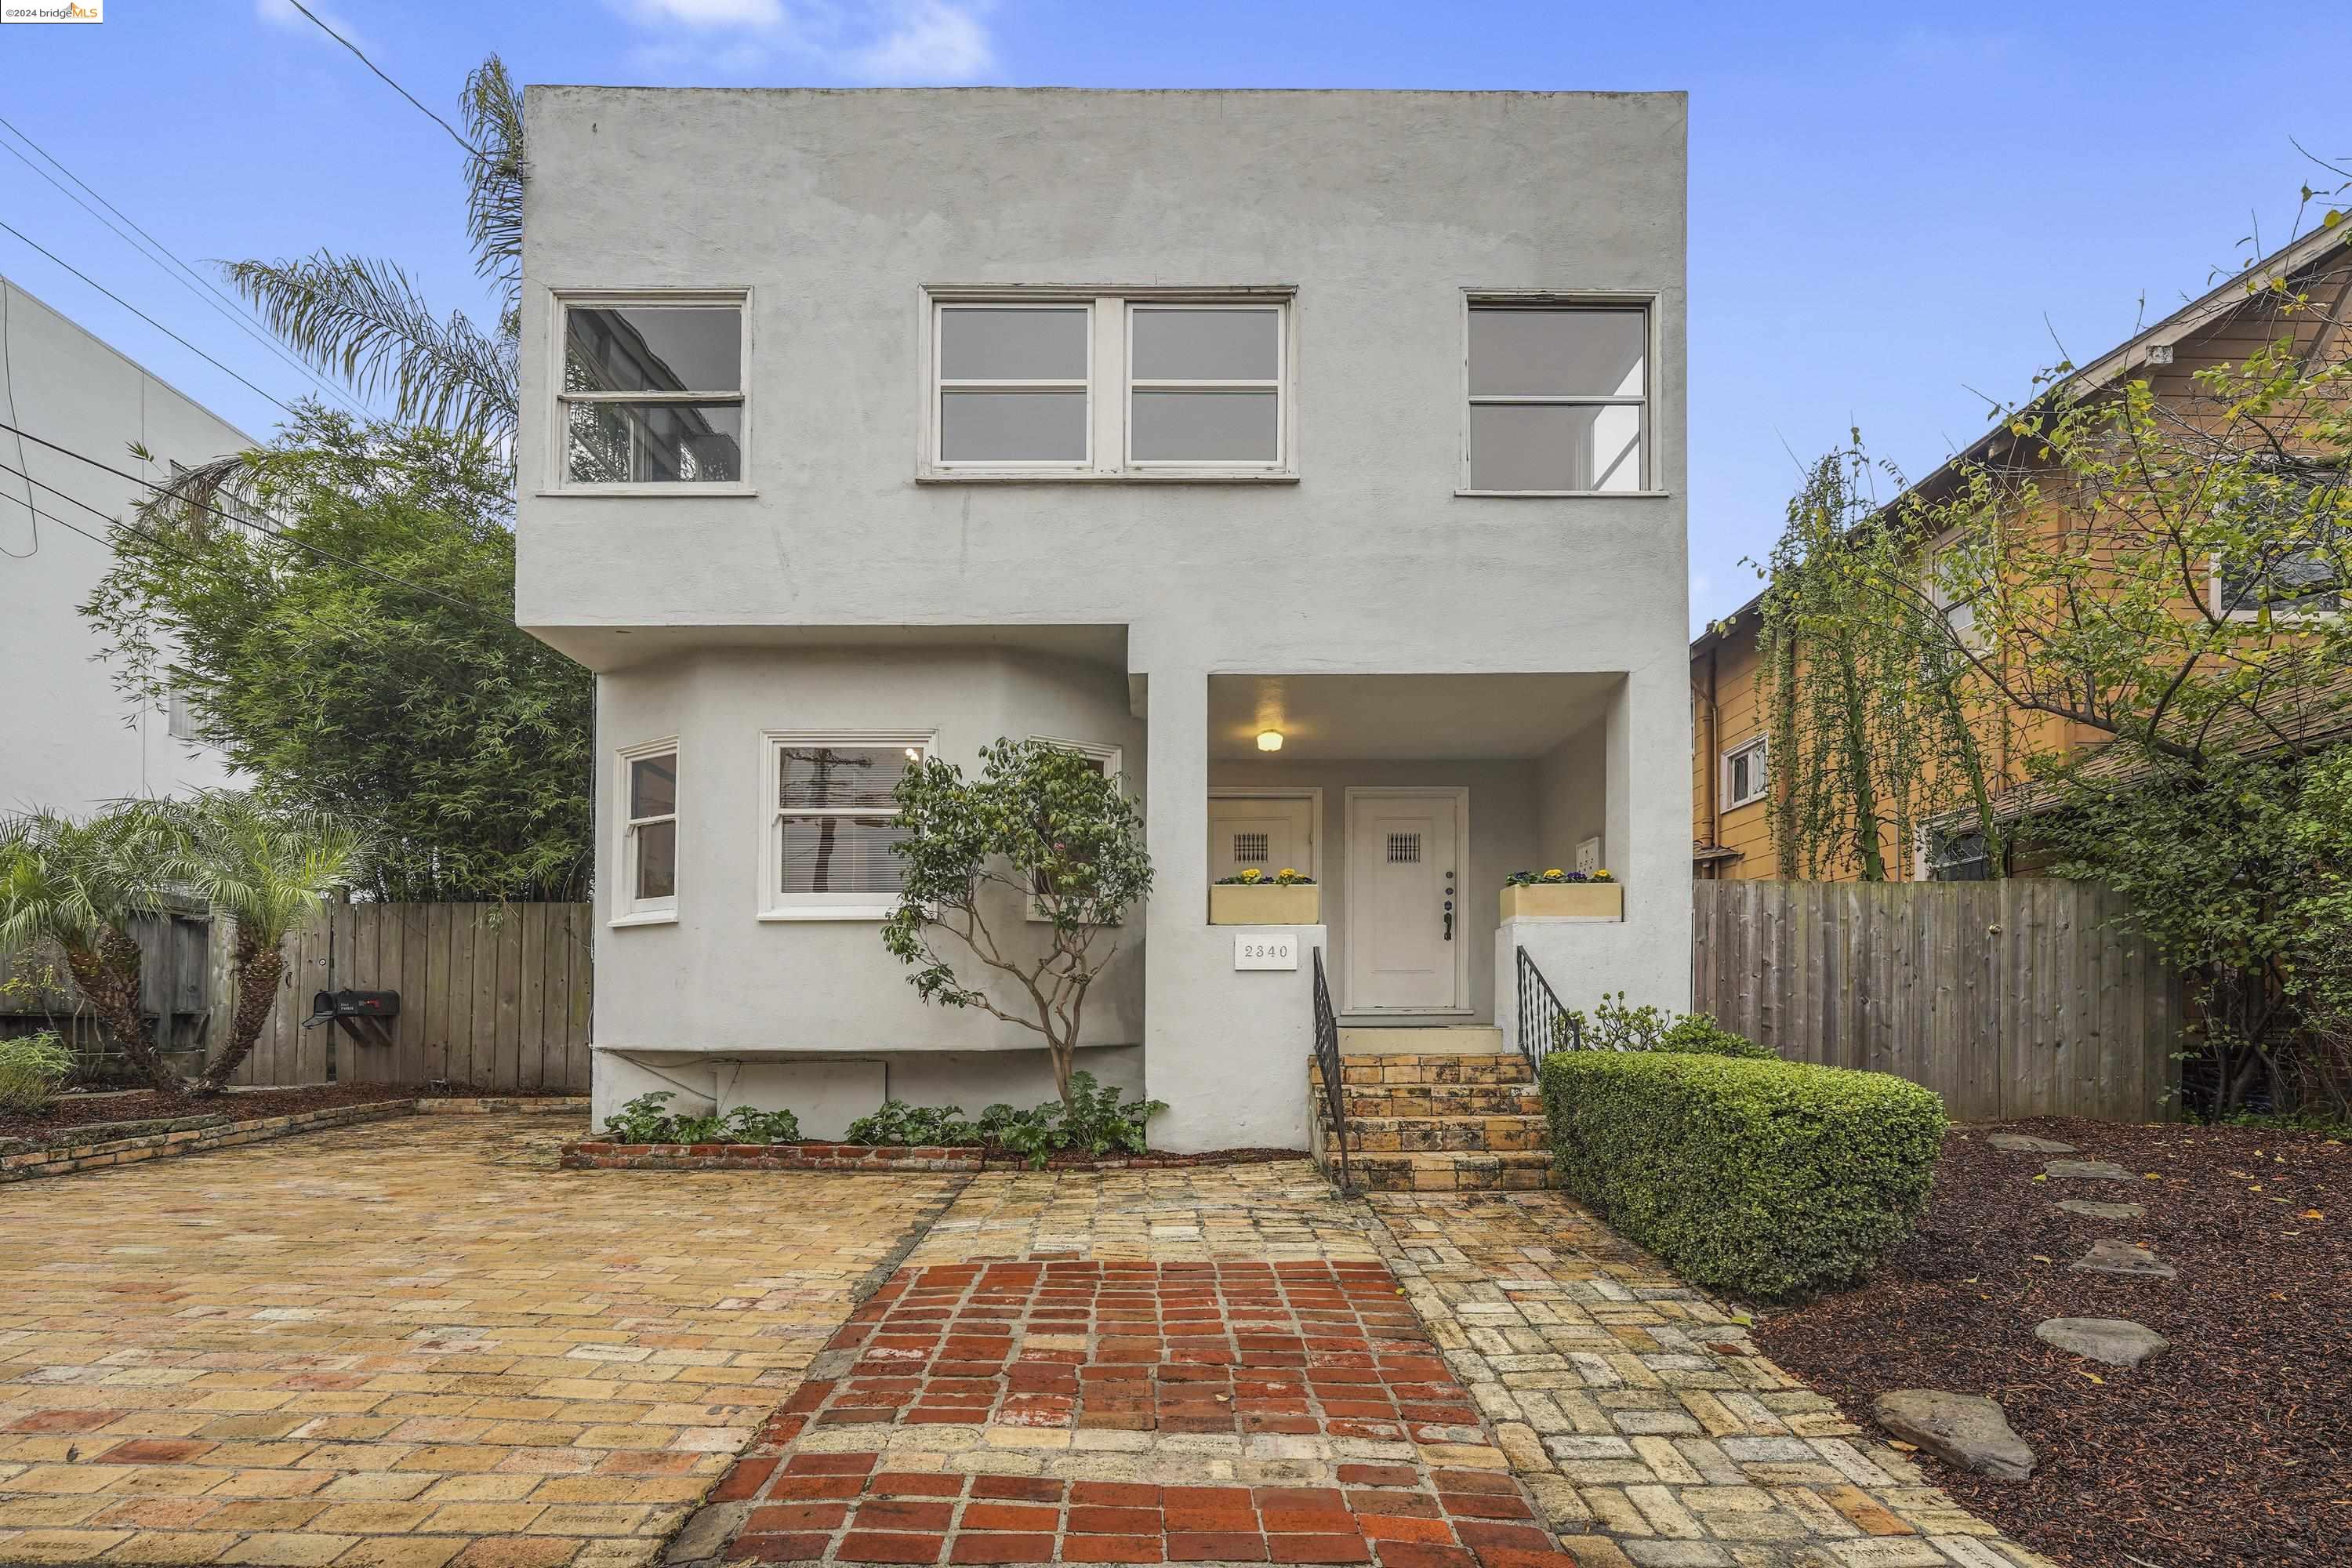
{"left": 1755, "top": 1116, "right": 2352, "bottom": 1568}
{"left": 0, "top": 1085, "right": 565, "bottom": 1141}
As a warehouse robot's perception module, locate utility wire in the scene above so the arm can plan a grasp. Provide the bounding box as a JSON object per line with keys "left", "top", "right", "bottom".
{"left": 0, "top": 218, "right": 297, "bottom": 418}
{"left": 0, "top": 118, "right": 372, "bottom": 419}
{"left": 281, "top": 0, "right": 481, "bottom": 158}
{"left": 0, "top": 416, "right": 511, "bottom": 623}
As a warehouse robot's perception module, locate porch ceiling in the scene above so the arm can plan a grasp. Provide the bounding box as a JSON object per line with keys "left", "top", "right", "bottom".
{"left": 1207, "top": 673, "right": 1617, "bottom": 760}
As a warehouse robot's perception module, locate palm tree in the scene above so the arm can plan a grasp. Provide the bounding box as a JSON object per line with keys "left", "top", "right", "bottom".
{"left": 162, "top": 793, "right": 368, "bottom": 1094}
{"left": 0, "top": 804, "right": 184, "bottom": 1091}
{"left": 220, "top": 56, "right": 524, "bottom": 444}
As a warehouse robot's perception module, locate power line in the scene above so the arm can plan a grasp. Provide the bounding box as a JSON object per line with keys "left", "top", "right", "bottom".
{"left": 0, "top": 118, "right": 372, "bottom": 419}
{"left": 0, "top": 416, "right": 512, "bottom": 624}
{"left": 0, "top": 218, "right": 297, "bottom": 419}
{"left": 280, "top": 0, "right": 481, "bottom": 158}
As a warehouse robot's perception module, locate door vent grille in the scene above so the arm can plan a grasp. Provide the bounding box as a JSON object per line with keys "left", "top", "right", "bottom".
{"left": 1387, "top": 833, "right": 1421, "bottom": 864}
{"left": 1232, "top": 832, "right": 1269, "bottom": 863}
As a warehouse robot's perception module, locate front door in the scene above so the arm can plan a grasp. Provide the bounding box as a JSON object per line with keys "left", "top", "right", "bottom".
{"left": 1345, "top": 790, "right": 1461, "bottom": 1011}
{"left": 1207, "top": 796, "right": 1315, "bottom": 884}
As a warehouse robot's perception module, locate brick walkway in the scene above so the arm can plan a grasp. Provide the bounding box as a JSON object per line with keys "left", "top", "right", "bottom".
{"left": 0, "top": 1115, "right": 960, "bottom": 1568}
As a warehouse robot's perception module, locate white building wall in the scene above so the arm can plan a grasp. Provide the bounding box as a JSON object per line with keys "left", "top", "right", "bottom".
{"left": 0, "top": 277, "right": 250, "bottom": 813}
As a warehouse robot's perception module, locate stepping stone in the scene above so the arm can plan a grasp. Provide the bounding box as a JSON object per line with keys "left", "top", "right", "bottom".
{"left": 1873, "top": 1389, "right": 2037, "bottom": 1481}
{"left": 2057, "top": 1200, "right": 2145, "bottom": 1220}
{"left": 2044, "top": 1160, "right": 2136, "bottom": 1181}
{"left": 2034, "top": 1317, "right": 2171, "bottom": 1367}
{"left": 1988, "top": 1133, "right": 2076, "bottom": 1153}
{"left": 2071, "top": 1240, "right": 2175, "bottom": 1278}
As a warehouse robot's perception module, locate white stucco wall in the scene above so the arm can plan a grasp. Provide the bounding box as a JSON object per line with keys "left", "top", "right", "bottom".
{"left": 515, "top": 87, "right": 1692, "bottom": 1149}
{"left": 0, "top": 277, "right": 250, "bottom": 813}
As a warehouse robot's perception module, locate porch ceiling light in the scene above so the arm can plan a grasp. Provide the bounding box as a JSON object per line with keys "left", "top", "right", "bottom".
{"left": 1257, "top": 728, "right": 1284, "bottom": 753}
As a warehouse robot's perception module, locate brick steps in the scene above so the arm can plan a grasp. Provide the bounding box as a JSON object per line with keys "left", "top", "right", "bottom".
{"left": 1312, "top": 1053, "right": 1555, "bottom": 1191}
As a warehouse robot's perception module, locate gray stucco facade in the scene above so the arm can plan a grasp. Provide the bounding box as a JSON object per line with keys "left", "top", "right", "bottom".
{"left": 516, "top": 86, "right": 1691, "bottom": 1148}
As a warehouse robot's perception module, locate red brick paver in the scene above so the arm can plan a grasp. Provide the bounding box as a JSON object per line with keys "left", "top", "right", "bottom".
{"left": 699, "top": 1261, "right": 1576, "bottom": 1566}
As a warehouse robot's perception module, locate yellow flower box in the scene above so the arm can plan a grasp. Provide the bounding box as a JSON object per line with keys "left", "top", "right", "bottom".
{"left": 1499, "top": 883, "right": 1624, "bottom": 922}
{"left": 1209, "top": 884, "right": 1322, "bottom": 925}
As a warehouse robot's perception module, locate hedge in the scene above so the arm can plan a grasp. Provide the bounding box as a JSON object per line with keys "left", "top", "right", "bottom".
{"left": 1539, "top": 1051, "right": 1947, "bottom": 1301}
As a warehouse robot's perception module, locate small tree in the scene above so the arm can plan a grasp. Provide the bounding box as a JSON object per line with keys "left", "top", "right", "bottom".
{"left": 163, "top": 794, "right": 368, "bottom": 1094}
{"left": 881, "top": 741, "right": 1152, "bottom": 1106}
{"left": 0, "top": 804, "right": 182, "bottom": 1091}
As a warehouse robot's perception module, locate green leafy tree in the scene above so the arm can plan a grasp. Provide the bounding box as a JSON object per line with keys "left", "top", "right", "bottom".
{"left": 160, "top": 793, "right": 368, "bottom": 1094}
{"left": 881, "top": 741, "right": 1153, "bottom": 1106}
{"left": 83, "top": 408, "right": 592, "bottom": 901}
{"left": 0, "top": 804, "right": 182, "bottom": 1091}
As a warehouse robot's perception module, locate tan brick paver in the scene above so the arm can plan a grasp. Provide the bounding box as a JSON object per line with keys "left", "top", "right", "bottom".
{"left": 0, "top": 1115, "right": 959, "bottom": 1568}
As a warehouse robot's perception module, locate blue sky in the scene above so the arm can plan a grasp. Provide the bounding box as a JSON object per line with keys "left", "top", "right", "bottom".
{"left": 2, "top": 0, "right": 2346, "bottom": 632}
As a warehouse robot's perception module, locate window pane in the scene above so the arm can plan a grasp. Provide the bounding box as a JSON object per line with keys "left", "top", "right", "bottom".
{"left": 1131, "top": 390, "right": 1279, "bottom": 462}
{"left": 782, "top": 815, "right": 908, "bottom": 895}
{"left": 1468, "top": 307, "right": 1645, "bottom": 397}
{"left": 1468, "top": 403, "right": 1643, "bottom": 492}
{"left": 566, "top": 401, "right": 742, "bottom": 484}
{"left": 780, "top": 745, "right": 916, "bottom": 811}
{"left": 2223, "top": 544, "right": 2344, "bottom": 614}
{"left": 630, "top": 753, "right": 676, "bottom": 819}
{"left": 633, "top": 818, "right": 677, "bottom": 901}
{"left": 939, "top": 390, "right": 1087, "bottom": 461}
{"left": 938, "top": 307, "right": 1088, "bottom": 381}
{"left": 1131, "top": 307, "right": 1279, "bottom": 381}
{"left": 565, "top": 306, "right": 740, "bottom": 393}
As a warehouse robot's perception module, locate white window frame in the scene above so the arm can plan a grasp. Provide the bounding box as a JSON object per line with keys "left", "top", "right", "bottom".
{"left": 917, "top": 286, "right": 1297, "bottom": 483}
{"left": 760, "top": 729, "right": 935, "bottom": 922}
{"left": 931, "top": 299, "right": 1094, "bottom": 474}
{"left": 2209, "top": 551, "right": 2347, "bottom": 623}
{"left": 1025, "top": 737, "right": 1125, "bottom": 923}
{"left": 1925, "top": 543, "right": 1991, "bottom": 652}
{"left": 547, "top": 289, "right": 753, "bottom": 497}
{"left": 1459, "top": 291, "right": 1661, "bottom": 498}
{"left": 1123, "top": 303, "right": 1286, "bottom": 474}
{"left": 613, "top": 739, "right": 680, "bottom": 927}
{"left": 1721, "top": 735, "right": 1769, "bottom": 811}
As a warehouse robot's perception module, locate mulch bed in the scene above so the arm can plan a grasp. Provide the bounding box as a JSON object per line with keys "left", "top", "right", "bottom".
{"left": 1753, "top": 1116, "right": 2351, "bottom": 1568}
{"left": 0, "top": 1083, "right": 568, "bottom": 1139}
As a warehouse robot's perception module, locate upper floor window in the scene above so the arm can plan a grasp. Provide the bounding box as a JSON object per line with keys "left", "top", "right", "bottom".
{"left": 1722, "top": 735, "right": 1768, "bottom": 811}
{"left": 2215, "top": 470, "right": 2347, "bottom": 619}
{"left": 926, "top": 292, "right": 1291, "bottom": 479}
{"left": 557, "top": 295, "right": 746, "bottom": 488}
{"left": 1465, "top": 299, "right": 1650, "bottom": 495}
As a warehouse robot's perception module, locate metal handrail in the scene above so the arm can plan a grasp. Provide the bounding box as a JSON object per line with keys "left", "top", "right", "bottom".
{"left": 1312, "top": 946, "right": 1354, "bottom": 1194}
{"left": 1515, "top": 945, "right": 1581, "bottom": 1067}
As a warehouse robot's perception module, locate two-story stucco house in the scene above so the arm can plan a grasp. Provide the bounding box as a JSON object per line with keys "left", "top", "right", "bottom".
{"left": 516, "top": 86, "right": 1692, "bottom": 1152}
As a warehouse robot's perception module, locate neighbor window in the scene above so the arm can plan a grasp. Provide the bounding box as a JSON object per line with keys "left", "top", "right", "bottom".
{"left": 1465, "top": 300, "right": 1649, "bottom": 493}
{"left": 927, "top": 292, "right": 1290, "bottom": 477}
{"left": 764, "top": 732, "right": 932, "bottom": 918}
{"left": 558, "top": 296, "right": 745, "bottom": 487}
{"left": 1926, "top": 548, "right": 1989, "bottom": 652}
{"left": 1722, "top": 735, "right": 1768, "bottom": 810}
{"left": 2216, "top": 470, "right": 2347, "bottom": 618}
{"left": 618, "top": 744, "right": 678, "bottom": 922}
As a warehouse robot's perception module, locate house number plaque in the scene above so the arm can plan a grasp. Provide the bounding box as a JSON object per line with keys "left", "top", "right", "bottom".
{"left": 1232, "top": 933, "right": 1300, "bottom": 971}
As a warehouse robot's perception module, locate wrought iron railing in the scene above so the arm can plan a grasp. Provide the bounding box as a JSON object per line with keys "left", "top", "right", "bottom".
{"left": 1515, "top": 945, "right": 1580, "bottom": 1067}
{"left": 1312, "top": 946, "right": 1354, "bottom": 1194}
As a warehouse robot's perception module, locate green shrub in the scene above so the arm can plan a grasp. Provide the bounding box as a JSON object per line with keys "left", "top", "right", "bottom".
{"left": 848, "top": 1073, "right": 1169, "bottom": 1167}
{"left": 1554, "top": 992, "right": 1774, "bottom": 1059}
{"left": 1540, "top": 1051, "right": 1946, "bottom": 1301}
{"left": 844, "top": 1101, "right": 980, "bottom": 1147}
{"left": 0, "top": 1031, "right": 73, "bottom": 1112}
{"left": 598, "top": 1092, "right": 800, "bottom": 1145}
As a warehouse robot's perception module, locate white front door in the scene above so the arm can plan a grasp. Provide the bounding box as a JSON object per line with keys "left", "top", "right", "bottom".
{"left": 1345, "top": 790, "right": 1462, "bottom": 1011}
{"left": 1207, "top": 796, "right": 1315, "bottom": 884}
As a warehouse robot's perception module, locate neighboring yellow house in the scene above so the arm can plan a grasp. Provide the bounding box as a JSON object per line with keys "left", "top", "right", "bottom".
{"left": 1693, "top": 223, "right": 2352, "bottom": 881}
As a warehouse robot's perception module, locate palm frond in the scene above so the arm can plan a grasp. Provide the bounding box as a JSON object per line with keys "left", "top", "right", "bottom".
{"left": 461, "top": 54, "right": 525, "bottom": 332}
{"left": 0, "top": 804, "right": 181, "bottom": 961}
{"left": 157, "top": 793, "right": 370, "bottom": 948}
{"left": 223, "top": 252, "right": 519, "bottom": 441}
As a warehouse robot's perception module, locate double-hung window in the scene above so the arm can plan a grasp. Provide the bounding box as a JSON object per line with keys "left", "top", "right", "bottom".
{"left": 1465, "top": 299, "right": 1650, "bottom": 494}
{"left": 557, "top": 295, "right": 746, "bottom": 488}
{"left": 1722, "top": 735, "right": 1768, "bottom": 811}
{"left": 617, "top": 743, "right": 678, "bottom": 924}
{"left": 927, "top": 291, "right": 1291, "bottom": 477}
{"left": 764, "top": 732, "right": 931, "bottom": 919}
{"left": 2214, "top": 467, "right": 2348, "bottom": 619}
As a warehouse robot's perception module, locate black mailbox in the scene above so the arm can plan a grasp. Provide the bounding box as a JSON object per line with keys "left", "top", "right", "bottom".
{"left": 303, "top": 989, "right": 401, "bottom": 1046}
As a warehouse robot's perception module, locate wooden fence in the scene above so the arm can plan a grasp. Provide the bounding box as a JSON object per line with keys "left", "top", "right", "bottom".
{"left": 0, "top": 910, "right": 224, "bottom": 1062}
{"left": 1693, "top": 880, "right": 2180, "bottom": 1122}
{"left": 235, "top": 902, "right": 593, "bottom": 1091}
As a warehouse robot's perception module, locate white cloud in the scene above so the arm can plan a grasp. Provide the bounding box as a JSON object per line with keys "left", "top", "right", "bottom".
{"left": 254, "top": 0, "right": 362, "bottom": 42}
{"left": 613, "top": 0, "right": 996, "bottom": 84}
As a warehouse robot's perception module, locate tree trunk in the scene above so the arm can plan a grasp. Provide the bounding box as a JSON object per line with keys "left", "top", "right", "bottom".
{"left": 1048, "top": 1033, "right": 1075, "bottom": 1108}
{"left": 195, "top": 928, "right": 285, "bottom": 1094}
{"left": 64, "top": 929, "right": 180, "bottom": 1092}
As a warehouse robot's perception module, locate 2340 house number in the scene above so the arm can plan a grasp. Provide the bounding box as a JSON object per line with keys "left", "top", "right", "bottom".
{"left": 1233, "top": 934, "right": 1300, "bottom": 971}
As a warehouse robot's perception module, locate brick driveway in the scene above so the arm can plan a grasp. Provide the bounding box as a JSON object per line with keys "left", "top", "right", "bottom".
{"left": 0, "top": 1115, "right": 960, "bottom": 1568}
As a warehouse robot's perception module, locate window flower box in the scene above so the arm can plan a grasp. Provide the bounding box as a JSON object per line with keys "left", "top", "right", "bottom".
{"left": 1499, "top": 869, "right": 1622, "bottom": 922}
{"left": 1210, "top": 869, "right": 1320, "bottom": 926}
